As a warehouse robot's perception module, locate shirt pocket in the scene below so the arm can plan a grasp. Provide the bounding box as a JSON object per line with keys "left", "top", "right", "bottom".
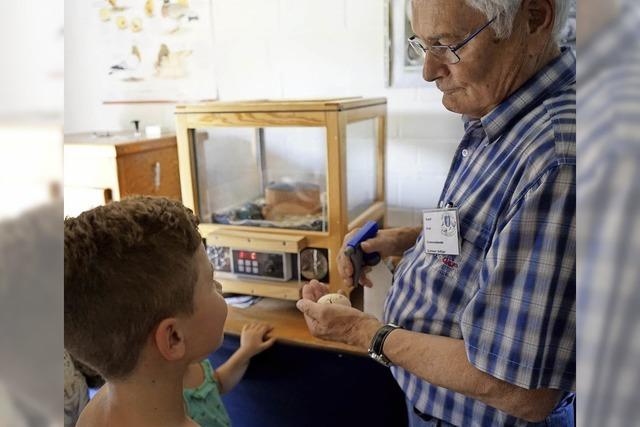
{"left": 428, "top": 216, "right": 492, "bottom": 311}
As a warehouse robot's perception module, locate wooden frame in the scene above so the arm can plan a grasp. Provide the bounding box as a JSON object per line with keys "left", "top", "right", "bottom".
{"left": 175, "top": 98, "right": 387, "bottom": 301}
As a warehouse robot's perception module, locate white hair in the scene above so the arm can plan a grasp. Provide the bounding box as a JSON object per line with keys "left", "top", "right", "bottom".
{"left": 464, "top": 0, "right": 571, "bottom": 43}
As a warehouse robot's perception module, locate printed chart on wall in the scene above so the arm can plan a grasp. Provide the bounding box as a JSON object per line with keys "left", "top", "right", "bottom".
{"left": 95, "top": 0, "right": 217, "bottom": 103}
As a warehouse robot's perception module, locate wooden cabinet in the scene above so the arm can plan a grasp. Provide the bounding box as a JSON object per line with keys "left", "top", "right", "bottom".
{"left": 64, "top": 132, "right": 182, "bottom": 216}
{"left": 175, "top": 98, "right": 387, "bottom": 301}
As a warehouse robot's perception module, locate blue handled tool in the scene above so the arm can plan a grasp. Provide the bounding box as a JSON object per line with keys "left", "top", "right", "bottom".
{"left": 344, "top": 220, "right": 381, "bottom": 286}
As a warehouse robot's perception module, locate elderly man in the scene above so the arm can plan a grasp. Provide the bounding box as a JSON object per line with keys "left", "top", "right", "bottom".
{"left": 297, "top": 0, "right": 575, "bottom": 426}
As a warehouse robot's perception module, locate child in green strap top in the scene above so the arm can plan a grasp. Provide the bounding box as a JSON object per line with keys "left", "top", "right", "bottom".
{"left": 183, "top": 323, "right": 275, "bottom": 427}
{"left": 65, "top": 197, "right": 275, "bottom": 427}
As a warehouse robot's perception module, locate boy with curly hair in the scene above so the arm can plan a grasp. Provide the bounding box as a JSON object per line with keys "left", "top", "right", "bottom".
{"left": 65, "top": 197, "right": 274, "bottom": 427}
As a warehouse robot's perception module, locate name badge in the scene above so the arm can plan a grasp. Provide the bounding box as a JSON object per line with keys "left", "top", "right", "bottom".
{"left": 422, "top": 208, "right": 461, "bottom": 256}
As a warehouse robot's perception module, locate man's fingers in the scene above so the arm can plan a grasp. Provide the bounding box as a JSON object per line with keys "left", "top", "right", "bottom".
{"left": 360, "top": 237, "right": 382, "bottom": 254}
{"left": 337, "top": 252, "right": 354, "bottom": 288}
{"left": 341, "top": 255, "right": 353, "bottom": 275}
{"left": 296, "top": 299, "right": 321, "bottom": 320}
{"left": 296, "top": 299, "right": 309, "bottom": 314}
{"left": 310, "top": 280, "right": 328, "bottom": 300}
{"left": 342, "top": 277, "right": 354, "bottom": 288}
{"left": 301, "top": 283, "right": 313, "bottom": 300}
{"left": 338, "top": 253, "right": 354, "bottom": 287}
{"left": 301, "top": 280, "right": 327, "bottom": 301}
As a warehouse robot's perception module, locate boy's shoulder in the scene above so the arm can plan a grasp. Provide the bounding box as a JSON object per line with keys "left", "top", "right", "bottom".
{"left": 76, "top": 387, "right": 109, "bottom": 427}
{"left": 77, "top": 383, "right": 202, "bottom": 427}
{"left": 76, "top": 386, "right": 158, "bottom": 427}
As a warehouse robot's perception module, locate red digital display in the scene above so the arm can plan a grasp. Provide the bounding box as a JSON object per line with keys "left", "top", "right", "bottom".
{"left": 238, "top": 251, "right": 257, "bottom": 260}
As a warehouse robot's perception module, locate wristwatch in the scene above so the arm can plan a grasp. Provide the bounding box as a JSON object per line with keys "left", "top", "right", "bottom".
{"left": 368, "top": 323, "right": 401, "bottom": 367}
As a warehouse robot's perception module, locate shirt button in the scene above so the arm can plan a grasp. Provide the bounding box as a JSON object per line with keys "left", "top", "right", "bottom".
{"left": 462, "top": 149, "right": 469, "bottom": 157}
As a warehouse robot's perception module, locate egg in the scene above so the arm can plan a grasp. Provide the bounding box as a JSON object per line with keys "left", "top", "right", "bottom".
{"left": 317, "top": 293, "right": 351, "bottom": 307}
{"left": 145, "top": 0, "right": 154, "bottom": 17}
{"left": 116, "top": 16, "right": 127, "bottom": 30}
{"left": 99, "top": 8, "right": 111, "bottom": 21}
{"left": 131, "top": 17, "right": 143, "bottom": 32}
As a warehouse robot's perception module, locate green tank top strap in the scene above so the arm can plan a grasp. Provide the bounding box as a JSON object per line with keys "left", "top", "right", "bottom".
{"left": 184, "top": 359, "right": 231, "bottom": 427}
{"left": 201, "top": 359, "right": 215, "bottom": 382}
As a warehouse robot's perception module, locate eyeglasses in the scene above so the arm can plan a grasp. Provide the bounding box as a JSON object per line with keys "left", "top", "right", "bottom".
{"left": 408, "top": 16, "right": 497, "bottom": 65}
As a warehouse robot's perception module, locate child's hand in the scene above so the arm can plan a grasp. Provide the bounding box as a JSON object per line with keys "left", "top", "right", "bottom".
{"left": 239, "top": 322, "right": 276, "bottom": 358}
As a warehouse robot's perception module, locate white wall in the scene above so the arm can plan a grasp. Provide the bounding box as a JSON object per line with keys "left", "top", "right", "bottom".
{"left": 65, "top": 0, "right": 464, "bottom": 225}
{"left": 1, "top": 0, "right": 63, "bottom": 116}
{"left": 0, "top": 0, "right": 63, "bottom": 218}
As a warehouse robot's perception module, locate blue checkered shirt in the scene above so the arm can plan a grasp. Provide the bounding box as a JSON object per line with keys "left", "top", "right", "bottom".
{"left": 384, "top": 48, "right": 576, "bottom": 426}
{"left": 577, "top": 4, "right": 640, "bottom": 426}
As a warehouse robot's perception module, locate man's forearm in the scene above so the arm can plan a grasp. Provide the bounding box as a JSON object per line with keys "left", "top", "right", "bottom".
{"left": 384, "top": 329, "right": 560, "bottom": 422}
{"left": 384, "top": 331, "right": 509, "bottom": 406}
{"left": 350, "top": 321, "right": 560, "bottom": 422}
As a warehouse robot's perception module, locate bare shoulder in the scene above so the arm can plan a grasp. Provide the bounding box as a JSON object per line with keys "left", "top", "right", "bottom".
{"left": 75, "top": 385, "right": 144, "bottom": 427}
{"left": 76, "top": 386, "right": 107, "bottom": 427}
{"left": 183, "top": 362, "right": 205, "bottom": 389}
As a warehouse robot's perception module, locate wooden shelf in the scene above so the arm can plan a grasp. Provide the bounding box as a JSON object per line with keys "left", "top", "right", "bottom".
{"left": 207, "top": 229, "right": 307, "bottom": 254}
{"left": 223, "top": 297, "right": 365, "bottom": 355}
{"left": 220, "top": 277, "right": 303, "bottom": 301}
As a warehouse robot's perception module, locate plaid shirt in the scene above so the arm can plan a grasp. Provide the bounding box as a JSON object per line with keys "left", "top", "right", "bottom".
{"left": 577, "top": 4, "right": 640, "bottom": 426}
{"left": 384, "top": 48, "right": 576, "bottom": 426}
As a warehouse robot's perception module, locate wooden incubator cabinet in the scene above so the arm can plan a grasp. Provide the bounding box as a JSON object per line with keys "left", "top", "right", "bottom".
{"left": 175, "top": 98, "right": 387, "bottom": 302}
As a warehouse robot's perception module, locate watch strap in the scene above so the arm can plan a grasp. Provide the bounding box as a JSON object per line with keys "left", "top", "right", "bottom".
{"left": 368, "top": 323, "right": 401, "bottom": 366}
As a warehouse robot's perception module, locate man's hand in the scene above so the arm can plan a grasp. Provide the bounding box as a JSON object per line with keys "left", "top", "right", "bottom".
{"left": 238, "top": 322, "right": 276, "bottom": 358}
{"left": 297, "top": 280, "right": 381, "bottom": 349}
{"left": 337, "top": 227, "right": 421, "bottom": 288}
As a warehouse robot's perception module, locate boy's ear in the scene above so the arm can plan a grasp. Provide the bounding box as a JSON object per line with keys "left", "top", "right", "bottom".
{"left": 154, "top": 318, "right": 186, "bottom": 361}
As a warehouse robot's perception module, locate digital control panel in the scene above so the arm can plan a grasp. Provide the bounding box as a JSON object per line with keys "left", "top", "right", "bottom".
{"left": 231, "top": 250, "right": 292, "bottom": 281}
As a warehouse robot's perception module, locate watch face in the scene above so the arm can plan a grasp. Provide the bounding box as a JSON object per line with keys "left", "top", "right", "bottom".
{"left": 207, "top": 245, "right": 231, "bottom": 273}
{"left": 300, "top": 248, "right": 328, "bottom": 281}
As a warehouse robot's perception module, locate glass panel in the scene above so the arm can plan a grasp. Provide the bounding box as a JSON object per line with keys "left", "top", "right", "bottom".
{"left": 346, "top": 119, "right": 378, "bottom": 222}
{"left": 193, "top": 126, "right": 328, "bottom": 232}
